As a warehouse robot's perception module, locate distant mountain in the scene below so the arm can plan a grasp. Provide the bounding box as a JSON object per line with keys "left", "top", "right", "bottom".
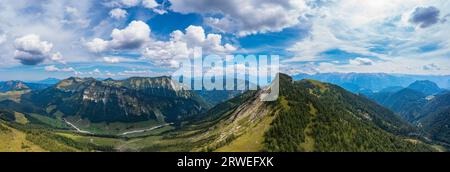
{"left": 293, "top": 73, "right": 415, "bottom": 92}
{"left": 407, "top": 80, "right": 442, "bottom": 96}
{"left": 367, "top": 80, "right": 444, "bottom": 121}
{"left": 293, "top": 73, "right": 450, "bottom": 92}
{"left": 171, "top": 74, "right": 433, "bottom": 152}
{"left": 5, "top": 76, "right": 211, "bottom": 123}
{"left": 0, "top": 81, "right": 30, "bottom": 92}
{"left": 33, "top": 78, "right": 61, "bottom": 85}
{"left": 366, "top": 80, "right": 450, "bottom": 146}
{"left": 0, "top": 80, "right": 54, "bottom": 93}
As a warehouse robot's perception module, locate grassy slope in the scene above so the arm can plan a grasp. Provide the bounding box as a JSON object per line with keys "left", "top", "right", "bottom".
{"left": 0, "top": 90, "right": 29, "bottom": 102}
{"left": 0, "top": 123, "right": 46, "bottom": 152}
{"left": 1, "top": 113, "right": 113, "bottom": 152}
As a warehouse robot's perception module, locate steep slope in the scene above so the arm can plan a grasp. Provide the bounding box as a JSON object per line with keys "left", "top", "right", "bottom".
{"left": 16, "top": 77, "right": 210, "bottom": 123}
{"left": 380, "top": 89, "right": 427, "bottom": 121}
{"left": 367, "top": 80, "right": 443, "bottom": 122}
{"left": 158, "top": 74, "right": 433, "bottom": 152}
{"left": 418, "top": 92, "right": 450, "bottom": 144}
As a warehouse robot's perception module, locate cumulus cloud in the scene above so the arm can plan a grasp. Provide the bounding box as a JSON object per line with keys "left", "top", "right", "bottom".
{"left": 410, "top": 6, "right": 441, "bottom": 28}
{"left": 142, "top": 0, "right": 158, "bottom": 9}
{"left": 349, "top": 57, "right": 375, "bottom": 66}
{"left": 142, "top": 25, "right": 237, "bottom": 67}
{"left": 142, "top": 0, "right": 166, "bottom": 14}
{"left": 14, "top": 34, "right": 53, "bottom": 55}
{"left": 110, "top": 20, "right": 151, "bottom": 49}
{"left": 170, "top": 0, "right": 309, "bottom": 36}
{"left": 85, "top": 38, "right": 109, "bottom": 53}
{"left": 14, "top": 34, "right": 54, "bottom": 65}
{"left": 86, "top": 21, "right": 236, "bottom": 67}
{"left": 86, "top": 20, "right": 150, "bottom": 52}
{"left": 109, "top": 8, "right": 128, "bottom": 20}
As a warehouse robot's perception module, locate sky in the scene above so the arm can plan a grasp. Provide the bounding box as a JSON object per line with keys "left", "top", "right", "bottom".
{"left": 0, "top": 0, "right": 449, "bottom": 81}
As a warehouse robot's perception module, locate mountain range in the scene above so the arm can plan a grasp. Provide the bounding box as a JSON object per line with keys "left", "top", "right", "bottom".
{"left": 293, "top": 73, "right": 450, "bottom": 92}
{"left": 1, "top": 73, "right": 443, "bottom": 152}
{"left": 0, "top": 79, "right": 57, "bottom": 93}
{"left": 365, "top": 80, "right": 450, "bottom": 146}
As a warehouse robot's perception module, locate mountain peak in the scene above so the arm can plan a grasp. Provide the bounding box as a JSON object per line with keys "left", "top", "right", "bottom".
{"left": 407, "top": 80, "right": 441, "bottom": 95}
{"left": 0, "top": 80, "right": 30, "bottom": 92}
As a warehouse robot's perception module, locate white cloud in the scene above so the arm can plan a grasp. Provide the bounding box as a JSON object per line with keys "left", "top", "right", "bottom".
{"left": 14, "top": 34, "right": 54, "bottom": 65}
{"left": 105, "top": 71, "right": 116, "bottom": 77}
{"left": 85, "top": 38, "right": 109, "bottom": 53}
{"left": 105, "top": 0, "right": 141, "bottom": 8}
{"left": 142, "top": 0, "right": 158, "bottom": 9}
{"left": 142, "top": 25, "right": 237, "bottom": 67}
{"left": 86, "top": 21, "right": 237, "bottom": 68}
{"left": 45, "top": 65, "right": 76, "bottom": 73}
{"left": 62, "top": 6, "right": 90, "bottom": 28}
{"left": 142, "top": 0, "right": 166, "bottom": 14}
{"left": 170, "top": 0, "right": 309, "bottom": 36}
{"left": 116, "top": 69, "right": 166, "bottom": 77}
{"left": 349, "top": 57, "right": 375, "bottom": 66}
{"left": 15, "top": 34, "right": 53, "bottom": 55}
{"left": 286, "top": 0, "right": 450, "bottom": 74}
{"left": 86, "top": 20, "right": 151, "bottom": 52}
{"left": 104, "top": 0, "right": 165, "bottom": 14}
{"left": 103, "top": 56, "right": 121, "bottom": 63}
{"left": 50, "top": 52, "right": 65, "bottom": 64}
{"left": 87, "top": 68, "right": 102, "bottom": 75}
{"left": 110, "top": 20, "right": 151, "bottom": 49}
{"left": 109, "top": 8, "right": 128, "bottom": 20}
{"left": 121, "top": 0, "right": 140, "bottom": 7}
{"left": 0, "top": 1, "right": 99, "bottom": 67}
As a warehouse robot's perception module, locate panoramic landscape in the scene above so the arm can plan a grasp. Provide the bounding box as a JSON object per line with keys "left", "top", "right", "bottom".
{"left": 1, "top": 0, "right": 450, "bottom": 152}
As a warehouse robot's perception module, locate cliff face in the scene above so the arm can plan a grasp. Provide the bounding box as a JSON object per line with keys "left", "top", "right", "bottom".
{"left": 26, "top": 77, "right": 210, "bottom": 123}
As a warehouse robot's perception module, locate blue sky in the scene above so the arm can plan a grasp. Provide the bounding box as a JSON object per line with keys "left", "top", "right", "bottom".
{"left": 0, "top": 0, "right": 449, "bottom": 81}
